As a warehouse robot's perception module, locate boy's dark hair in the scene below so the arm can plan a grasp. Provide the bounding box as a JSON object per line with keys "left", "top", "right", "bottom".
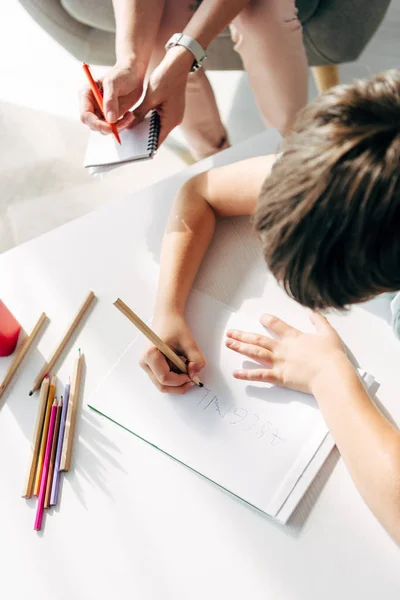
{"left": 255, "top": 70, "right": 400, "bottom": 310}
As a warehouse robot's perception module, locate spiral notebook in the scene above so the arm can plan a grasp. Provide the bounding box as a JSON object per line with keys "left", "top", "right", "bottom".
{"left": 83, "top": 111, "right": 160, "bottom": 174}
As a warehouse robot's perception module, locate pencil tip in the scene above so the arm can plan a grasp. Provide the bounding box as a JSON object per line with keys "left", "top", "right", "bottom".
{"left": 29, "top": 391, "right": 33, "bottom": 396}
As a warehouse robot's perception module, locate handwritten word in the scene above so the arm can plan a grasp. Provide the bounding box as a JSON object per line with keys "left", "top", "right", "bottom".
{"left": 196, "top": 387, "right": 286, "bottom": 446}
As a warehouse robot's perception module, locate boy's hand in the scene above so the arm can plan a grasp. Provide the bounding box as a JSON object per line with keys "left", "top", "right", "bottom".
{"left": 225, "top": 312, "right": 349, "bottom": 394}
{"left": 139, "top": 313, "right": 206, "bottom": 394}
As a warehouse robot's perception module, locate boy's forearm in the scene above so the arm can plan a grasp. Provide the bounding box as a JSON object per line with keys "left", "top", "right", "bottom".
{"left": 154, "top": 176, "right": 216, "bottom": 316}
{"left": 113, "top": 0, "right": 164, "bottom": 68}
{"left": 312, "top": 359, "right": 400, "bottom": 541}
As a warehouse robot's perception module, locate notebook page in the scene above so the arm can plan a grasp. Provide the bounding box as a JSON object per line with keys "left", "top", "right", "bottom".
{"left": 90, "top": 290, "right": 330, "bottom": 519}
{"left": 83, "top": 116, "right": 153, "bottom": 168}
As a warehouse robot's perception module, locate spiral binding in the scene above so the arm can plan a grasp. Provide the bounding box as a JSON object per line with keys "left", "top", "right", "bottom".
{"left": 147, "top": 111, "right": 161, "bottom": 157}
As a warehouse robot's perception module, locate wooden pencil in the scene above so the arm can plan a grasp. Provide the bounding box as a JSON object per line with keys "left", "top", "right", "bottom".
{"left": 22, "top": 376, "right": 50, "bottom": 498}
{"left": 0, "top": 312, "right": 47, "bottom": 400}
{"left": 29, "top": 291, "right": 95, "bottom": 395}
{"left": 113, "top": 298, "right": 203, "bottom": 387}
{"left": 34, "top": 399, "right": 57, "bottom": 531}
{"left": 33, "top": 375, "right": 56, "bottom": 495}
{"left": 60, "top": 350, "right": 83, "bottom": 471}
{"left": 44, "top": 398, "right": 62, "bottom": 508}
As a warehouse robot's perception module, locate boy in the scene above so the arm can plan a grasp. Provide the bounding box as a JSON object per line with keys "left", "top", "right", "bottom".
{"left": 140, "top": 71, "right": 400, "bottom": 542}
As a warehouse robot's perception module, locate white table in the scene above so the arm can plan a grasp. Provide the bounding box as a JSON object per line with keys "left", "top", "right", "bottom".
{"left": 1, "top": 131, "right": 399, "bottom": 600}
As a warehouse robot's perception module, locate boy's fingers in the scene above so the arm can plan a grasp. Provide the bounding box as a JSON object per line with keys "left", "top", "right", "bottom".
{"left": 309, "top": 311, "right": 332, "bottom": 332}
{"left": 260, "top": 314, "right": 299, "bottom": 339}
{"left": 145, "top": 349, "right": 191, "bottom": 387}
{"left": 226, "top": 330, "right": 277, "bottom": 351}
{"left": 142, "top": 364, "right": 193, "bottom": 395}
{"left": 232, "top": 368, "right": 279, "bottom": 385}
{"left": 225, "top": 338, "right": 274, "bottom": 367}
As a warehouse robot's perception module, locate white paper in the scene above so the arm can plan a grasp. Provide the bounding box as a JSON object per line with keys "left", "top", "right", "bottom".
{"left": 83, "top": 115, "right": 155, "bottom": 172}
{"left": 90, "top": 290, "right": 347, "bottom": 521}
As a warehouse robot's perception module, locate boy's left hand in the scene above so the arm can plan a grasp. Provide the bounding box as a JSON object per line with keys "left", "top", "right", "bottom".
{"left": 225, "top": 312, "right": 348, "bottom": 394}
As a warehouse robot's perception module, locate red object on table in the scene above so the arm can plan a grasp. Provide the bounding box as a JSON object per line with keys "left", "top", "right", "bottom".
{"left": 0, "top": 301, "right": 21, "bottom": 357}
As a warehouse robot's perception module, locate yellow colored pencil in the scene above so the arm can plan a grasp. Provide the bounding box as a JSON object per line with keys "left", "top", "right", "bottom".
{"left": 22, "top": 376, "right": 50, "bottom": 498}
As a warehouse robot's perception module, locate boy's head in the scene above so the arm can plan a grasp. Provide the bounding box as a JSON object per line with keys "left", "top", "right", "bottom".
{"left": 255, "top": 70, "right": 400, "bottom": 310}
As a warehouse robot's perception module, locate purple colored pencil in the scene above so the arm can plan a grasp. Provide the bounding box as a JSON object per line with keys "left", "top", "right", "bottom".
{"left": 49, "top": 383, "right": 70, "bottom": 505}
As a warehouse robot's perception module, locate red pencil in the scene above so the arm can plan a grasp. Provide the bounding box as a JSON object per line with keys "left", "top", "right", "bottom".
{"left": 82, "top": 63, "right": 121, "bottom": 145}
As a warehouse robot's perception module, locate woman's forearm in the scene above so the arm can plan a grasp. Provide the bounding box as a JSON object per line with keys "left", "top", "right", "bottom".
{"left": 185, "top": 0, "right": 250, "bottom": 49}
{"left": 112, "top": 0, "right": 165, "bottom": 68}
{"left": 155, "top": 176, "right": 216, "bottom": 316}
{"left": 312, "top": 358, "right": 400, "bottom": 542}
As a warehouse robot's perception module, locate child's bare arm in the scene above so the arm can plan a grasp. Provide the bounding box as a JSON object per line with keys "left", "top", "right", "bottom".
{"left": 140, "top": 155, "right": 275, "bottom": 393}
{"left": 155, "top": 155, "right": 275, "bottom": 315}
{"left": 226, "top": 313, "right": 400, "bottom": 544}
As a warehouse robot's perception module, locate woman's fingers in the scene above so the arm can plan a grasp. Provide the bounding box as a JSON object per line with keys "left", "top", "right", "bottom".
{"left": 260, "top": 314, "right": 300, "bottom": 339}
{"left": 79, "top": 87, "right": 112, "bottom": 134}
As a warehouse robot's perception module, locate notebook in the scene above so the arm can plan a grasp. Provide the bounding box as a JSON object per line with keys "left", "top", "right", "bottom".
{"left": 89, "top": 290, "right": 374, "bottom": 523}
{"left": 83, "top": 111, "right": 160, "bottom": 174}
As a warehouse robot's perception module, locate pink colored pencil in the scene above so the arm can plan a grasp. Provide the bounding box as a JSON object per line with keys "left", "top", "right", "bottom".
{"left": 34, "top": 400, "right": 57, "bottom": 531}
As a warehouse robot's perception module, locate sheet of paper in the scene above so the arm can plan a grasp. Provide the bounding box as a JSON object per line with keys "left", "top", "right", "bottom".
{"left": 90, "top": 290, "right": 334, "bottom": 519}
{"left": 83, "top": 116, "right": 154, "bottom": 170}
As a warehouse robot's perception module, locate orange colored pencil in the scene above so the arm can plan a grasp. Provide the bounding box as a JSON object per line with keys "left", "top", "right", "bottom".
{"left": 82, "top": 63, "right": 121, "bottom": 144}
{"left": 33, "top": 375, "right": 56, "bottom": 495}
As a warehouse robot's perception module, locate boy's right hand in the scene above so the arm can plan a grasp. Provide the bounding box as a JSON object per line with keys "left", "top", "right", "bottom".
{"left": 80, "top": 57, "right": 145, "bottom": 134}
{"left": 139, "top": 314, "right": 206, "bottom": 394}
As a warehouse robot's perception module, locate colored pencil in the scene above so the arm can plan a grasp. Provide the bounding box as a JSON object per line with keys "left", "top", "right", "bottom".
{"left": 22, "top": 376, "right": 50, "bottom": 498}
{"left": 44, "top": 398, "right": 62, "bottom": 508}
{"left": 33, "top": 375, "right": 56, "bottom": 495}
{"left": 34, "top": 400, "right": 57, "bottom": 531}
{"left": 50, "top": 383, "right": 70, "bottom": 505}
{"left": 82, "top": 63, "right": 121, "bottom": 144}
{"left": 0, "top": 312, "right": 47, "bottom": 400}
{"left": 113, "top": 298, "right": 203, "bottom": 387}
{"left": 29, "top": 291, "right": 95, "bottom": 395}
{"left": 60, "top": 351, "right": 83, "bottom": 471}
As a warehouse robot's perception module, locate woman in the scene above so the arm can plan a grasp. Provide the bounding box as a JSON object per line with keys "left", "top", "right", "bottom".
{"left": 80, "top": 0, "right": 308, "bottom": 159}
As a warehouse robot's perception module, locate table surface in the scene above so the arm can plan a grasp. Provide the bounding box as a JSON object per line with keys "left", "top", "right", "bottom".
{"left": 1, "top": 130, "right": 399, "bottom": 600}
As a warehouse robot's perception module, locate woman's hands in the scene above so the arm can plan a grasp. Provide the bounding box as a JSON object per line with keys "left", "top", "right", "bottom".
{"left": 80, "top": 56, "right": 145, "bottom": 134}
{"left": 226, "top": 312, "right": 349, "bottom": 395}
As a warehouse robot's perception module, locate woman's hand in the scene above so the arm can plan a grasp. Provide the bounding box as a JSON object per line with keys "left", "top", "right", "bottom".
{"left": 80, "top": 56, "right": 146, "bottom": 134}
{"left": 131, "top": 46, "right": 193, "bottom": 146}
{"left": 225, "top": 312, "right": 349, "bottom": 394}
{"left": 139, "top": 312, "right": 206, "bottom": 394}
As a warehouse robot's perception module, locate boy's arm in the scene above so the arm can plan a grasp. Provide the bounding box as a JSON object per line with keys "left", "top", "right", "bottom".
{"left": 139, "top": 155, "right": 275, "bottom": 393}
{"left": 155, "top": 155, "right": 276, "bottom": 316}
{"left": 226, "top": 313, "right": 400, "bottom": 544}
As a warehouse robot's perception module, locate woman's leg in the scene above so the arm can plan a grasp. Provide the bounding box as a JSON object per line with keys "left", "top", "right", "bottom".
{"left": 150, "top": 0, "right": 229, "bottom": 160}
{"left": 230, "top": 0, "right": 308, "bottom": 136}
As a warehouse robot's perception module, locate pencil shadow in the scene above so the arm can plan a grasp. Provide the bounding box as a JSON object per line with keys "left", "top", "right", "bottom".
{"left": 63, "top": 357, "right": 127, "bottom": 508}
{"left": 1, "top": 342, "right": 126, "bottom": 518}
{"left": 0, "top": 319, "right": 49, "bottom": 413}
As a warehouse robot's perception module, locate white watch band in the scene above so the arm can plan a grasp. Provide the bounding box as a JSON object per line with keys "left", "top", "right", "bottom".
{"left": 165, "top": 33, "right": 207, "bottom": 72}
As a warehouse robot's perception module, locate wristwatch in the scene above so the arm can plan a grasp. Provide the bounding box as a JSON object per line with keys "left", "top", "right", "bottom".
{"left": 165, "top": 33, "right": 207, "bottom": 72}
